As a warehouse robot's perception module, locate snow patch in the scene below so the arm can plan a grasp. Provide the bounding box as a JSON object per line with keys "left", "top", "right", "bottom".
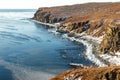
{"left": 115, "top": 52, "right": 120, "bottom": 56}
{"left": 81, "top": 35, "right": 104, "bottom": 44}
{"left": 100, "top": 54, "right": 120, "bottom": 65}
{"left": 62, "top": 34, "right": 106, "bottom": 67}
{"left": 48, "top": 28, "right": 59, "bottom": 34}
{"left": 69, "top": 63, "right": 84, "bottom": 67}
{"left": 64, "top": 74, "right": 82, "bottom": 80}
{"left": 75, "top": 32, "right": 104, "bottom": 44}
{"left": 32, "top": 20, "right": 107, "bottom": 67}
{"left": 78, "top": 77, "right": 82, "bottom": 80}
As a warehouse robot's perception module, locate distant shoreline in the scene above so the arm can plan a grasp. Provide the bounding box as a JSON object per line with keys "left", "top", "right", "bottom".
{"left": 0, "top": 9, "right": 37, "bottom": 12}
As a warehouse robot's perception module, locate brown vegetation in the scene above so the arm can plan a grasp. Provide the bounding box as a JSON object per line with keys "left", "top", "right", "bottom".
{"left": 51, "top": 65, "right": 120, "bottom": 80}
{"left": 33, "top": 2, "right": 120, "bottom": 54}
{"left": 33, "top": 2, "right": 120, "bottom": 80}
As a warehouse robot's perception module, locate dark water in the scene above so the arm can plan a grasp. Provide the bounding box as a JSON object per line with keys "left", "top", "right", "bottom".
{"left": 0, "top": 10, "right": 93, "bottom": 80}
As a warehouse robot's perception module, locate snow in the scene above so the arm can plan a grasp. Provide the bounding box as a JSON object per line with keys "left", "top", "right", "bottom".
{"left": 76, "top": 32, "right": 120, "bottom": 66}
{"left": 115, "top": 52, "right": 120, "bottom": 56}
{"left": 78, "top": 77, "right": 82, "bottom": 80}
{"left": 64, "top": 74, "right": 82, "bottom": 80}
{"left": 75, "top": 32, "right": 104, "bottom": 44}
{"left": 100, "top": 53, "right": 120, "bottom": 65}
{"left": 69, "top": 63, "right": 84, "bottom": 67}
{"left": 81, "top": 35, "right": 104, "bottom": 44}
{"left": 62, "top": 34, "right": 106, "bottom": 67}
{"left": 33, "top": 20, "right": 60, "bottom": 35}
{"left": 33, "top": 20, "right": 120, "bottom": 66}
{"left": 48, "top": 28, "right": 59, "bottom": 34}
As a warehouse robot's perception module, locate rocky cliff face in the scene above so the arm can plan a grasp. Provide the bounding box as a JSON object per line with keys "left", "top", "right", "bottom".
{"left": 33, "top": 2, "right": 120, "bottom": 80}
{"left": 33, "top": 9, "right": 66, "bottom": 23}
{"left": 33, "top": 3, "right": 115, "bottom": 23}
{"left": 33, "top": 2, "right": 120, "bottom": 54}
{"left": 62, "top": 19, "right": 120, "bottom": 54}
{"left": 51, "top": 65, "right": 120, "bottom": 80}
{"left": 100, "top": 20, "right": 120, "bottom": 54}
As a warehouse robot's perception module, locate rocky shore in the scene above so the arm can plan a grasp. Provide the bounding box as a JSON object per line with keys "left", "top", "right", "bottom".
{"left": 33, "top": 2, "right": 120, "bottom": 54}
{"left": 51, "top": 65, "right": 120, "bottom": 80}
{"left": 33, "top": 2, "right": 120, "bottom": 80}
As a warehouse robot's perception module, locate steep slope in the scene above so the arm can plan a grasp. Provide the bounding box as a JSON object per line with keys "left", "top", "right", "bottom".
{"left": 51, "top": 65, "right": 120, "bottom": 80}
{"left": 33, "top": 2, "right": 120, "bottom": 54}
{"left": 33, "top": 2, "right": 120, "bottom": 80}
{"left": 33, "top": 2, "right": 115, "bottom": 23}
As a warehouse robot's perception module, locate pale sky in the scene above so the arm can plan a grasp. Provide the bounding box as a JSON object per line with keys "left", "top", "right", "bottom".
{"left": 0, "top": 0, "right": 119, "bottom": 9}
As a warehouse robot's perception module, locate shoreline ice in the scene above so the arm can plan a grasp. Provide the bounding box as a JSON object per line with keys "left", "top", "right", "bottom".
{"left": 100, "top": 52, "right": 120, "bottom": 65}
{"left": 32, "top": 20, "right": 59, "bottom": 28}
{"left": 32, "top": 19, "right": 120, "bottom": 67}
{"left": 62, "top": 34, "right": 106, "bottom": 67}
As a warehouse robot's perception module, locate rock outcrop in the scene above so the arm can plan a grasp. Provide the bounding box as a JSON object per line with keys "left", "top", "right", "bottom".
{"left": 33, "top": 2, "right": 120, "bottom": 80}
{"left": 100, "top": 20, "right": 120, "bottom": 54}
{"left": 51, "top": 65, "right": 120, "bottom": 80}
{"left": 33, "top": 2, "right": 120, "bottom": 54}
{"left": 33, "top": 2, "right": 115, "bottom": 24}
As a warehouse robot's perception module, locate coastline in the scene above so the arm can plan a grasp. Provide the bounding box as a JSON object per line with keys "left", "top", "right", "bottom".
{"left": 31, "top": 19, "right": 108, "bottom": 67}
{"left": 32, "top": 20, "right": 59, "bottom": 28}
{"left": 32, "top": 3, "right": 120, "bottom": 79}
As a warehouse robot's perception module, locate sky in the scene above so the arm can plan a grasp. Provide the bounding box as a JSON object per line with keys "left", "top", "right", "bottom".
{"left": 0, "top": 0, "right": 119, "bottom": 9}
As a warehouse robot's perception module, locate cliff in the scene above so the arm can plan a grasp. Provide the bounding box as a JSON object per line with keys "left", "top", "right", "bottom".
{"left": 33, "top": 2, "right": 120, "bottom": 80}
{"left": 33, "top": 2, "right": 120, "bottom": 54}
{"left": 51, "top": 65, "right": 120, "bottom": 80}
{"left": 33, "top": 3, "right": 114, "bottom": 23}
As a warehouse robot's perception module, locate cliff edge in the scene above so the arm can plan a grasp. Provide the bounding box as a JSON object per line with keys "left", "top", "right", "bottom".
{"left": 33, "top": 2, "right": 120, "bottom": 54}
{"left": 51, "top": 65, "right": 120, "bottom": 80}
{"left": 33, "top": 2, "right": 120, "bottom": 80}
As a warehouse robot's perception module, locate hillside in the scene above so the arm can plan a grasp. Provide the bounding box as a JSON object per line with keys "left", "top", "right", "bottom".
{"left": 33, "top": 2, "right": 115, "bottom": 23}
{"left": 51, "top": 65, "right": 120, "bottom": 80}
{"left": 33, "top": 2, "right": 120, "bottom": 54}
{"left": 33, "top": 2, "right": 120, "bottom": 80}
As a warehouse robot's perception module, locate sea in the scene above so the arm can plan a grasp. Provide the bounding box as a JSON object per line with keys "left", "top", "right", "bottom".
{"left": 0, "top": 9, "right": 93, "bottom": 80}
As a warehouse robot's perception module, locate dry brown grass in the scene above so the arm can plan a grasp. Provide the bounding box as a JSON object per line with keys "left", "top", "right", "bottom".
{"left": 51, "top": 65, "right": 120, "bottom": 80}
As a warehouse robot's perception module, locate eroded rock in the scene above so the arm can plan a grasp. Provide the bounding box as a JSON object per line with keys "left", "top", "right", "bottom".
{"left": 51, "top": 65, "right": 120, "bottom": 80}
